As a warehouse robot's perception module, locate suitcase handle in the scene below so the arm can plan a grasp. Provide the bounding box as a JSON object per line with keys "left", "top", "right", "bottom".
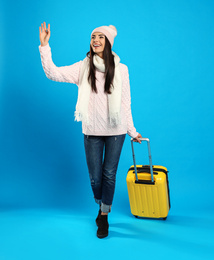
{"left": 131, "top": 138, "right": 154, "bottom": 183}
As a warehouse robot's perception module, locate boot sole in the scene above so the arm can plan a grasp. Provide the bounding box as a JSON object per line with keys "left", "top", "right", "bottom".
{"left": 97, "top": 232, "right": 108, "bottom": 239}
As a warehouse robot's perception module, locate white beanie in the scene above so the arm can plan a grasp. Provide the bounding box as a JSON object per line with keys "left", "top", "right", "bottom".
{"left": 91, "top": 25, "right": 117, "bottom": 47}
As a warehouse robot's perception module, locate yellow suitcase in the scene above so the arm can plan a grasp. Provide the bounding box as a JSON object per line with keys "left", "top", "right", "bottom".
{"left": 126, "top": 138, "right": 170, "bottom": 219}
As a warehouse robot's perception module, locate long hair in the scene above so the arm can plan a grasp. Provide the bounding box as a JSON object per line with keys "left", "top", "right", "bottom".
{"left": 86, "top": 36, "right": 115, "bottom": 94}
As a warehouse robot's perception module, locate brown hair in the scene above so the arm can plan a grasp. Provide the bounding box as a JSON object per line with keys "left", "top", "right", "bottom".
{"left": 87, "top": 37, "right": 115, "bottom": 94}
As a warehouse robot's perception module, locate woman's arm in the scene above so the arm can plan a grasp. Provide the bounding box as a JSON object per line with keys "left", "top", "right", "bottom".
{"left": 39, "top": 44, "right": 82, "bottom": 84}
{"left": 121, "top": 65, "right": 142, "bottom": 143}
{"left": 39, "top": 22, "right": 81, "bottom": 84}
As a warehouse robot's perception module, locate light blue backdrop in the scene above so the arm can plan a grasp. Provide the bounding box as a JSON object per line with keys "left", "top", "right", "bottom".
{"left": 0, "top": 0, "right": 214, "bottom": 214}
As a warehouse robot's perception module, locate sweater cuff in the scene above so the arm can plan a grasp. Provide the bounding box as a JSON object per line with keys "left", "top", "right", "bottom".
{"left": 128, "top": 130, "right": 139, "bottom": 139}
{"left": 38, "top": 43, "right": 51, "bottom": 52}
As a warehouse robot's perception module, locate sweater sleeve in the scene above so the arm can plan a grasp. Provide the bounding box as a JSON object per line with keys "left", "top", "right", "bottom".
{"left": 121, "top": 65, "right": 139, "bottom": 138}
{"left": 38, "top": 43, "right": 82, "bottom": 85}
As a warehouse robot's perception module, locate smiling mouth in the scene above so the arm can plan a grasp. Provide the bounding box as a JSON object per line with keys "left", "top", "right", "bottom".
{"left": 93, "top": 44, "right": 101, "bottom": 48}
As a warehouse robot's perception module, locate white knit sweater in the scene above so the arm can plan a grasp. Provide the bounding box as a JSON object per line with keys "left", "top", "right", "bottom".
{"left": 39, "top": 43, "right": 138, "bottom": 138}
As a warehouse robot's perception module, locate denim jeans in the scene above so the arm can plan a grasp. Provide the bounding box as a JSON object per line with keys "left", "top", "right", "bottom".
{"left": 84, "top": 134, "right": 126, "bottom": 213}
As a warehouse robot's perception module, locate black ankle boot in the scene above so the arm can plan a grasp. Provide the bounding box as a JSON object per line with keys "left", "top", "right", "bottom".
{"left": 97, "top": 214, "right": 109, "bottom": 239}
{"left": 95, "top": 209, "right": 101, "bottom": 226}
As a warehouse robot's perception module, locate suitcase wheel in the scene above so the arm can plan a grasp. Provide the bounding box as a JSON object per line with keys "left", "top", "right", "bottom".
{"left": 134, "top": 215, "right": 138, "bottom": 218}
{"left": 163, "top": 217, "right": 167, "bottom": 220}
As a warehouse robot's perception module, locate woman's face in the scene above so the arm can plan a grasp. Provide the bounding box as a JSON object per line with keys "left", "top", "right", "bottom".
{"left": 90, "top": 32, "right": 105, "bottom": 58}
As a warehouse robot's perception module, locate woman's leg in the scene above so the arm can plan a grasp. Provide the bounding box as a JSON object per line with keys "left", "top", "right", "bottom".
{"left": 84, "top": 134, "right": 126, "bottom": 238}
{"left": 84, "top": 135, "right": 104, "bottom": 204}
{"left": 101, "top": 134, "right": 126, "bottom": 213}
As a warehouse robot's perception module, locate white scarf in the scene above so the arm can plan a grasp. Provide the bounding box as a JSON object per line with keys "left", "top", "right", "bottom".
{"left": 74, "top": 52, "right": 122, "bottom": 126}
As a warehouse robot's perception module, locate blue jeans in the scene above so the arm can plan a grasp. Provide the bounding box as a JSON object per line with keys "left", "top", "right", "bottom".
{"left": 84, "top": 134, "right": 126, "bottom": 213}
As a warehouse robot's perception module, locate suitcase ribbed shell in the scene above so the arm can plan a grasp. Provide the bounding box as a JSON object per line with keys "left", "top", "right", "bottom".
{"left": 126, "top": 165, "right": 170, "bottom": 219}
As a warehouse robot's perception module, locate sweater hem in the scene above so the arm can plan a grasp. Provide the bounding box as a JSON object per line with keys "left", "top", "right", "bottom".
{"left": 82, "top": 130, "right": 127, "bottom": 136}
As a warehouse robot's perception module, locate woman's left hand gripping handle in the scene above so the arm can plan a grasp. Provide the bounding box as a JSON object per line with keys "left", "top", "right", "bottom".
{"left": 133, "top": 133, "right": 143, "bottom": 144}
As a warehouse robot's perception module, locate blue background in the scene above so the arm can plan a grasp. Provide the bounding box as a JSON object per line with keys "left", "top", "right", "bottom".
{"left": 0, "top": 0, "right": 214, "bottom": 259}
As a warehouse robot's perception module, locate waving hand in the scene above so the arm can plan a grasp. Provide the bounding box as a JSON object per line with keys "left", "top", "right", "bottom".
{"left": 39, "top": 22, "right": 51, "bottom": 46}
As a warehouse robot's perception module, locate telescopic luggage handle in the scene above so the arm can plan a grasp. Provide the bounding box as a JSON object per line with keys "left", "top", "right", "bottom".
{"left": 131, "top": 138, "right": 154, "bottom": 183}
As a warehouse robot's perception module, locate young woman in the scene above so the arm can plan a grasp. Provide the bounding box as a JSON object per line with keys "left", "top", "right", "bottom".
{"left": 39, "top": 22, "right": 142, "bottom": 238}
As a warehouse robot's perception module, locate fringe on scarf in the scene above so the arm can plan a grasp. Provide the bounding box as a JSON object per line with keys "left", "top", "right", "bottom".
{"left": 74, "top": 111, "right": 90, "bottom": 125}
{"left": 109, "top": 112, "right": 121, "bottom": 127}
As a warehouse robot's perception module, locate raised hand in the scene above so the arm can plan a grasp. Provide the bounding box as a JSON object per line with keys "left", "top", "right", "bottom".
{"left": 39, "top": 22, "right": 51, "bottom": 46}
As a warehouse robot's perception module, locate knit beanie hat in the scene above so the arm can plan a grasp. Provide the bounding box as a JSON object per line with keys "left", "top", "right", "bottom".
{"left": 91, "top": 25, "right": 117, "bottom": 47}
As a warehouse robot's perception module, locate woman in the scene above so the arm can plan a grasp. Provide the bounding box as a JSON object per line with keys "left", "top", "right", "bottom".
{"left": 39, "top": 22, "right": 142, "bottom": 238}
